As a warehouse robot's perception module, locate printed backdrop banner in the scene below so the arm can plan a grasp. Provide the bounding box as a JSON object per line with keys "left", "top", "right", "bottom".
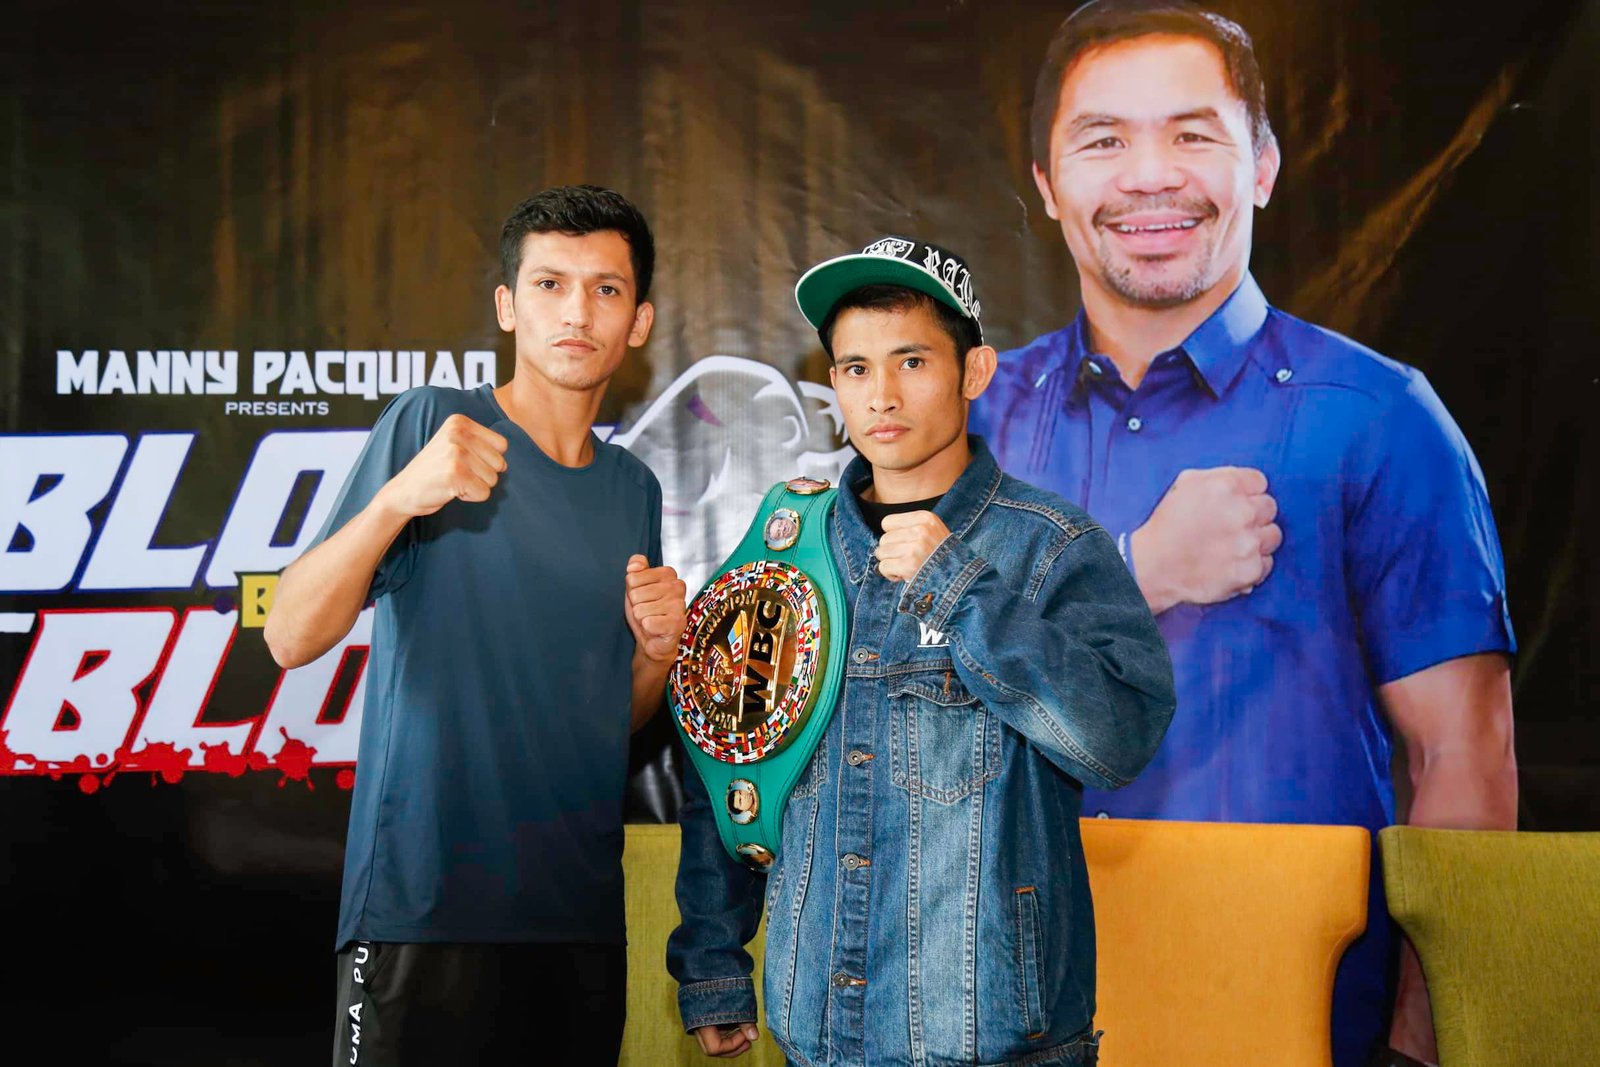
{"left": 2, "top": 1, "right": 1595, "bottom": 1062}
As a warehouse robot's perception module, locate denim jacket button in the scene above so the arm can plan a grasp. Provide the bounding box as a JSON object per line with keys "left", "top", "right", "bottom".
{"left": 831, "top": 971, "right": 852, "bottom": 988}
{"left": 913, "top": 593, "right": 934, "bottom": 615}
{"left": 841, "top": 852, "right": 869, "bottom": 870}
{"left": 852, "top": 647, "right": 878, "bottom": 664}
{"left": 847, "top": 750, "right": 872, "bottom": 767}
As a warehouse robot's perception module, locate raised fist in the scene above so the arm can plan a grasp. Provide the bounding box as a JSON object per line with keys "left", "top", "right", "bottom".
{"left": 624, "top": 555, "right": 688, "bottom": 663}
{"left": 380, "top": 413, "right": 509, "bottom": 518}
{"left": 1129, "top": 466, "right": 1282, "bottom": 615}
{"left": 875, "top": 510, "right": 951, "bottom": 583}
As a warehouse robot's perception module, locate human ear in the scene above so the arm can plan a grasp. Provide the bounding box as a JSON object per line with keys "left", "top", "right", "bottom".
{"left": 1253, "top": 137, "right": 1281, "bottom": 209}
{"left": 1031, "top": 162, "right": 1061, "bottom": 221}
{"left": 627, "top": 301, "right": 656, "bottom": 347}
{"left": 962, "top": 345, "right": 998, "bottom": 401}
{"left": 494, "top": 285, "right": 515, "bottom": 332}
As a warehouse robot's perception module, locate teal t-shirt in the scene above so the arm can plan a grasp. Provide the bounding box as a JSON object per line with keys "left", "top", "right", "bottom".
{"left": 313, "top": 384, "right": 661, "bottom": 950}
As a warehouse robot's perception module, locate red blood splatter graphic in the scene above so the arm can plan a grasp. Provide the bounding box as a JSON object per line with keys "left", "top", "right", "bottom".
{"left": 273, "top": 730, "right": 317, "bottom": 790}
{"left": 45, "top": 755, "right": 96, "bottom": 781}
{"left": 119, "top": 741, "right": 194, "bottom": 785}
{"left": 3, "top": 727, "right": 344, "bottom": 790}
{"left": 0, "top": 730, "right": 23, "bottom": 773}
{"left": 0, "top": 732, "right": 92, "bottom": 783}
{"left": 200, "top": 741, "right": 270, "bottom": 778}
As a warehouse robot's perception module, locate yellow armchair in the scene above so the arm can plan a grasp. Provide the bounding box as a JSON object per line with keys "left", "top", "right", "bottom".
{"left": 622, "top": 818, "right": 1370, "bottom": 1066}
{"left": 1083, "top": 817, "right": 1369, "bottom": 1066}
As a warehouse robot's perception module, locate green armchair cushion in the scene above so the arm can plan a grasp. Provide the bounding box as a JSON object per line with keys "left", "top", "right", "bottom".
{"left": 1380, "top": 826, "right": 1600, "bottom": 1067}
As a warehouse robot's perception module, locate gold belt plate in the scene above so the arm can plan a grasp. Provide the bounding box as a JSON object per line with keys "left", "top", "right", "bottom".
{"left": 670, "top": 560, "right": 828, "bottom": 763}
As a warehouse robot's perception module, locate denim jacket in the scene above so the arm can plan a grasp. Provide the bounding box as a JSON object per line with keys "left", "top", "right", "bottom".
{"left": 668, "top": 439, "right": 1176, "bottom": 1067}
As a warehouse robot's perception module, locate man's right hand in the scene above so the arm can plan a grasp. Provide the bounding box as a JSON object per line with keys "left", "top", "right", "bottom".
{"left": 692, "top": 1023, "right": 761, "bottom": 1058}
{"left": 378, "top": 414, "right": 509, "bottom": 518}
{"left": 1129, "top": 466, "right": 1282, "bottom": 615}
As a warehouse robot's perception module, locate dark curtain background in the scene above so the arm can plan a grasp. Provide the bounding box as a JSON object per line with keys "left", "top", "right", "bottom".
{"left": 2, "top": 1, "right": 1594, "bottom": 1062}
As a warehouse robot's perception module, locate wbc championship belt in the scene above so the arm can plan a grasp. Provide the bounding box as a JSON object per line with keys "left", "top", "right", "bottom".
{"left": 669, "top": 477, "right": 849, "bottom": 873}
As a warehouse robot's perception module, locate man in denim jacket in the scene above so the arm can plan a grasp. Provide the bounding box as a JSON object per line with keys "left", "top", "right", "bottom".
{"left": 668, "top": 238, "right": 1176, "bottom": 1066}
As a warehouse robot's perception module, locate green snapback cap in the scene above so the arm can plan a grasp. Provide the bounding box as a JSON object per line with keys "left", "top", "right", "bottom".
{"left": 795, "top": 236, "right": 984, "bottom": 343}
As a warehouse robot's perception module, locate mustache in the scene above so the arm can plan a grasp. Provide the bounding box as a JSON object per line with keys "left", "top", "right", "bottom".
{"left": 1093, "top": 195, "right": 1219, "bottom": 228}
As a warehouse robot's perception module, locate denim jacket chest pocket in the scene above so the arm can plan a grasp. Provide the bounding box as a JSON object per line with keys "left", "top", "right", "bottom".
{"left": 888, "top": 669, "right": 1003, "bottom": 804}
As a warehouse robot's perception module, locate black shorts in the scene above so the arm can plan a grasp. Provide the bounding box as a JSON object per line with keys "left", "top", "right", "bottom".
{"left": 332, "top": 940, "right": 626, "bottom": 1067}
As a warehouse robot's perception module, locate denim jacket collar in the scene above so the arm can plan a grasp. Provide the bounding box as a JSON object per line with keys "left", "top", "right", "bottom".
{"left": 832, "top": 435, "right": 1004, "bottom": 585}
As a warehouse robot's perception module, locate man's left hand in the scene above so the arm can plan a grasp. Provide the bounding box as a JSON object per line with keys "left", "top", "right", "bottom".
{"left": 876, "top": 511, "right": 950, "bottom": 582}
{"left": 624, "top": 555, "right": 688, "bottom": 662}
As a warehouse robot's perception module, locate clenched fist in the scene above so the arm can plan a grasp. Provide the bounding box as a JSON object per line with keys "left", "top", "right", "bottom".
{"left": 692, "top": 1022, "right": 761, "bottom": 1059}
{"left": 378, "top": 413, "right": 509, "bottom": 518}
{"left": 624, "top": 555, "right": 688, "bottom": 663}
{"left": 875, "top": 510, "right": 951, "bottom": 583}
{"left": 1129, "top": 466, "right": 1282, "bottom": 615}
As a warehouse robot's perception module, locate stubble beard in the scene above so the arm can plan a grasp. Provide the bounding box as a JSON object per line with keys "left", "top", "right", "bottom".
{"left": 546, "top": 362, "right": 615, "bottom": 392}
{"left": 1095, "top": 231, "right": 1219, "bottom": 309}
{"left": 531, "top": 338, "right": 623, "bottom": 393}
{"left": 1090, "top": 195, "right": 1222, "bottom": 309}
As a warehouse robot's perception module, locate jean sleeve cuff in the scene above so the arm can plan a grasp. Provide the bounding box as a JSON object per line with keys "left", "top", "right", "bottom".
{"left": 899, "top": 534, "right": 987, "bottom": 631}
{"left": 678, "top": 976, "right": 759, "bottom": 1033}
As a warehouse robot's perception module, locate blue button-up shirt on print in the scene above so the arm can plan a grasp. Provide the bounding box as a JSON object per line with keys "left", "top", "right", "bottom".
{"left": 970, "top": 274, "right": 1515, "bottom": 1067}
{"left": 667, "top": 441, "right": 1176, "bottom": 1067}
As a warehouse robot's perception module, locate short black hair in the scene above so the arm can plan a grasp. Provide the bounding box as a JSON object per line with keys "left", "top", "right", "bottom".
{"left": 819, "top": 285, "right": 982, "bottom": 369}
{"left": 1030, "top": 0, "right": 1275, "bottom": 171}
{"left": 498, "top": 185, "right": 656, "bottom": 301}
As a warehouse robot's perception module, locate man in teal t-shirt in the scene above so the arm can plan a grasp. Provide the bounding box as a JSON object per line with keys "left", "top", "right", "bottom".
{"left": 265, "top": 185, "right": 688, "bottom": 1067}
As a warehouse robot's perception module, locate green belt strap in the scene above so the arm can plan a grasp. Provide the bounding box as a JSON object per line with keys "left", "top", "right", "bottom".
{"left": 668, "top": 478, "right": 850, "bottom": 872}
